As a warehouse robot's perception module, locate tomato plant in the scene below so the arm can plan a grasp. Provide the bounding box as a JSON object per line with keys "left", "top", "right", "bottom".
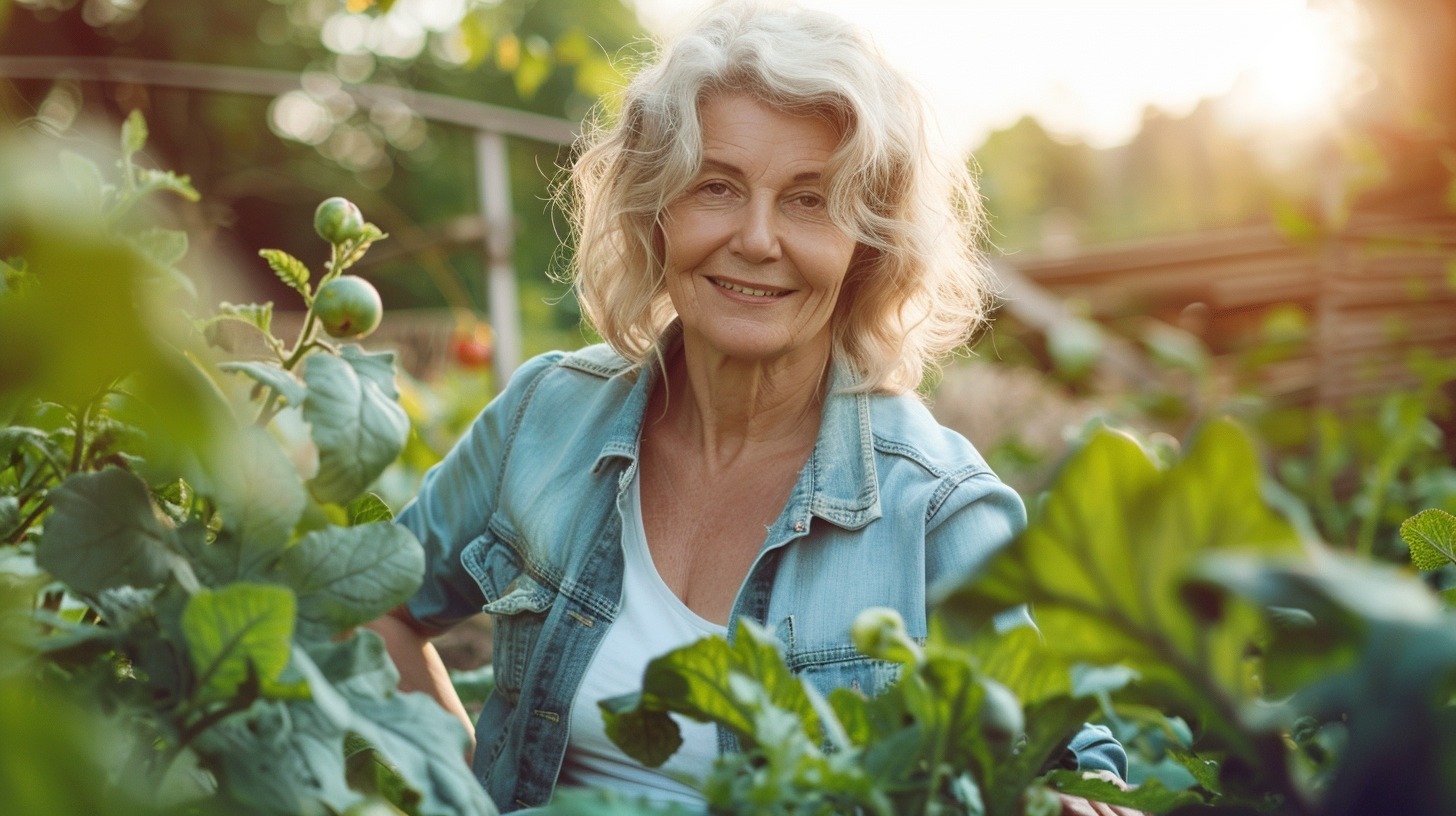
{"left": 0, "top": 112, "right": 494, "bottom": 816}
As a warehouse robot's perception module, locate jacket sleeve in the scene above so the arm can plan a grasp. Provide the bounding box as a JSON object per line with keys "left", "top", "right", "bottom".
{"left": 394, "top": 351, "right": 564, "bottom": 633}
{"left": 925, "top": 468, "right": 1130, "bottom": 780}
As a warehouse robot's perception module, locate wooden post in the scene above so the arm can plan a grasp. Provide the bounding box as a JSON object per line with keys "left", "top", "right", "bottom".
{"left": 475, "top": 129, "right": 521, "bottom": 388}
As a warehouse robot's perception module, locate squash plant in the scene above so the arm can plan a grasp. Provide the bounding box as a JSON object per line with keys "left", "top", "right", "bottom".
{"left": 0, "top": 112, "right": 494, "bottom": 816}
{"left": 554, "top": 419, "right": 1456, "bottom": 815}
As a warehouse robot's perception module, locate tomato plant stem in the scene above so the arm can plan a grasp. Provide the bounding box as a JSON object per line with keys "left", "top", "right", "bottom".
{"left": 68, "top": 399, "right": 92, "bottom": 473}
{"left": 5, "top": 497, "right": 50, "bottom": 544}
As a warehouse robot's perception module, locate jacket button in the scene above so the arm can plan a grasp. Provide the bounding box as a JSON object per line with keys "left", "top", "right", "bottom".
{"left": 793, "top": 522, "right": 804, "bottom": 532}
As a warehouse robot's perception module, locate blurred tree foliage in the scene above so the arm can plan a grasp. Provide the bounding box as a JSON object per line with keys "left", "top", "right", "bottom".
{"left": 975, "top": 104, "right": 1280, "bottom": 252}
{"left": 974, "top": 0, "right": 1456, "bottom": 254}
{"left": 0, "top": 0, "right": 646, "bottom": 355}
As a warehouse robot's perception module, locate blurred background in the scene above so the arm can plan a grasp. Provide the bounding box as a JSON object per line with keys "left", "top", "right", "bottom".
{"left": 2, "top": 0, "right": 1454, "bottom": 669}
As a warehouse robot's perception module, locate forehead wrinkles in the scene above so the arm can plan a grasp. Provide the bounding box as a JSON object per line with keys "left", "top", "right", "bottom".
{"left": 696, "top": 100, "right": 839, "bottom": 185}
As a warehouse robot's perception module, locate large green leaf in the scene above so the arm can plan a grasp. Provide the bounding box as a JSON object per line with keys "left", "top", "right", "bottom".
{"left": 36, "top": 469, "right": 184, "bottom": 595}
{"left": 195, "top": 700, "right": 361, "bottom": 815}
{"left": 275, "top": 521, "right": 423, "bottom": 641}
{"left": 204, "top": 426, "right": 306, "bottom": 576}
{"left": 307, "top": 629, "right": 401, "bottom": 699}
{"left": 601, "top": 621, "right": 821, "bottom": 767}
{"left": 218, "top": 360, "right": 305, "bottom": 407}
{"left": 346, "top": 692, "right": 498, "bottom": 816}
{"left": 302, "top": 348, "right": 409, "bottom": 505}
{"left": 1199, "top": 555, "right": 1456, "bottom": 816}
{"left": 181, "top": 583, "right": 296, "bottom": 703}
{"left": 940, "top": 419, "right": 1303, "bottom": 751}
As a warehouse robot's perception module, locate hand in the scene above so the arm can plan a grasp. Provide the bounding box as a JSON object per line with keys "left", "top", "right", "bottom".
{"left": 1056, "top": 770, "right": 1149, "bottom": 816}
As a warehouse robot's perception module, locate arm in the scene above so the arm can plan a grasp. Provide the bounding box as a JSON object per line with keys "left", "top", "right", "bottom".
{"left": 370, "top": 353, "right": 562, "bottom": 757}
{"left": 366, "top": 607, "right": 476, "bottom": 762}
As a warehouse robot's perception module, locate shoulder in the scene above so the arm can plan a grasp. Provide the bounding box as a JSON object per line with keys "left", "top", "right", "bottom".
{"left": 556, "top": 342, "right": 636, "bottom": 378}
{"left": 501, "top": 343, "right": 637, "bottom": 402}
{"left": 864, "top": 391, "right": 1024, "bottom": 532}
{"left": 866, "top": 391, "right": 994, "bottom": 481}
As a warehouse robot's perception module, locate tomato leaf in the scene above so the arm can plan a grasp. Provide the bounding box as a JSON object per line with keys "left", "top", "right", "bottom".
{"left": 193, "top": 700, "right": 360, "bottom": 814}
{"left": 345, "top": 692, "right": 498, "bottom": 816}
{"left": 347, "top": 492, "right": 394, "bottom": 525}
{"left": 218, "top": 360, "right": 304, "bottom": 407}
{"left": 258, "top": 248, "right": 311, "bottom": 298}
{"left": 130, "top": 227, "right": 189, "bottom": 270}
{"left": 203, "top": 426, "right": 307, "bottom": 575}
{"left": 1400, "top": 508, "right": 1456, "bottom": 571}
{"left": 58, "top": 149, "right": 108, "bottom": 211}
{"left": 181, "top": 582, "right": 295, "bottom": 703}
{"left": 120, "top": 109, "right": 148, "bottom": 160}
{"left": 302, "top": 348, "right": 409, "bottom": 505}
{"left": 36, "top": 469, "right": 186, "bottom": 595}
{"left": 134, "top": 167, "right": 200, "bottom": 201}
{"left": 275, "top": 521, "right": 423, "bottom": 641}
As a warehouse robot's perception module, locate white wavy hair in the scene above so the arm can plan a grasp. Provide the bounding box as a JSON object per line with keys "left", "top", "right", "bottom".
{"left": 562, "top": 1, "right": 994, "bottom": 394}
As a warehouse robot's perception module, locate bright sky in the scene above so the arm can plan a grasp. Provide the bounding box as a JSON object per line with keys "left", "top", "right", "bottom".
{"left": 630, "top": 0, "right": 1365, "bottom": 152}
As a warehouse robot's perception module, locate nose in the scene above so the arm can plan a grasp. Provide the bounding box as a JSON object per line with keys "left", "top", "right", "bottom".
{"left": 730, "top": 196, "right": 782, "bottom": 263}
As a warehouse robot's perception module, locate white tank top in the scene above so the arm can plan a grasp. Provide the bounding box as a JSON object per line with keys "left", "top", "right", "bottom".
{"left": 555, "top": 468, "right": 728, "bottom": 805}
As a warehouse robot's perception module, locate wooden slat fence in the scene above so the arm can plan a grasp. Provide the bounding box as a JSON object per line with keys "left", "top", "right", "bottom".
{"left": 999, "top": 214, "right": 1456, "bottom": 407}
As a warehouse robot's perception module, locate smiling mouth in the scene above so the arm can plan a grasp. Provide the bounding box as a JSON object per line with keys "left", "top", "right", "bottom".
{"left": 710, "top": 277, "right": 789, "bottom": 298}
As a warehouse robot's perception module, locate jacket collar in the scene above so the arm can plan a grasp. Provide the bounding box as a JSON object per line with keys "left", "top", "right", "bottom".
{"left": 591, "top": 324, "right": 881, "bottom": 530}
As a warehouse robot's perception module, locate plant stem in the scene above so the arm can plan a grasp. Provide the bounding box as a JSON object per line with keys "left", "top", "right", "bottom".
{"left": 160, "top": 697, "right": 253, "bottom": 779}
{"left": 68, "top": 398, "right": 93, "bottom": 474}
{"left": 6, "top": 497, "right": 51, "bottom": 544}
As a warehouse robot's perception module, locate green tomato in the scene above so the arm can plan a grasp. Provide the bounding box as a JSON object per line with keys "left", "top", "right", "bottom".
{"left": 314, "top": 196, "right": 366, "bottom": 245}
{"left": 314, "top": 275, "right": 382, "bottom": 339}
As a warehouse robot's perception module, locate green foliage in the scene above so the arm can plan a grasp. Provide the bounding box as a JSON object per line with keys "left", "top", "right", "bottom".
{"left": 0, "top": 114, "right": 494, "bottom": 815}
{"left": 569, "top": 418, "right": 1456, "bottom": 815}
{"left": 1253, "top": 349, "right": 1456, "bottom": 559}
{"left": 1401, "top": 508, "right": 1456, "bottom": 571}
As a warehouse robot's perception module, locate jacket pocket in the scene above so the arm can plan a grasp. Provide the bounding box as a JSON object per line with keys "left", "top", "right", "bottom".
{"left": 790, "top": 645, "right": 903, "bottom": 700}
{"left": 462, "top": 522, "right": 556, "bottom": 704}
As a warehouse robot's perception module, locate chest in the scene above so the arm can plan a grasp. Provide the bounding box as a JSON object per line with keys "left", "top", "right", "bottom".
{"left": 636, "top": 440, "right": 808, "bottom": 625}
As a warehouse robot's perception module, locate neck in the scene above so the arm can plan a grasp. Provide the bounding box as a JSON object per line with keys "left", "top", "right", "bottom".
{"left": 653, "top": 337, "right": 829, "bottom": 466}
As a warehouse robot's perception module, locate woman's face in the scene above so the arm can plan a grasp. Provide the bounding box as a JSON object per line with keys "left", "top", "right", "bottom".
{"left": 661, "top": 92, "right": 856, "bottom": 366}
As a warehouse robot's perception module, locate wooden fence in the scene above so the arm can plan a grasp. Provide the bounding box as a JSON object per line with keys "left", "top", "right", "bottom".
{"left": 998, "top": 213, "right": 1456, "bottom": 408}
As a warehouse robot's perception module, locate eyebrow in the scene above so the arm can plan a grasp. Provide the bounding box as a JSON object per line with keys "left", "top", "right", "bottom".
{"left": 699, "top": 158, "right": 824, "bottom": 185}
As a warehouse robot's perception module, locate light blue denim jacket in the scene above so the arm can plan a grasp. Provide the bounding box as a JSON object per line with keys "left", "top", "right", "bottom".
{"left": 397, "top": 339, "right": 1125, "bottom": 811}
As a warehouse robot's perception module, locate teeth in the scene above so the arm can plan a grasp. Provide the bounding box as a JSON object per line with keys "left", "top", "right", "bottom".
{"left": 711, "top": 278, "right": 785, "bottom": 297}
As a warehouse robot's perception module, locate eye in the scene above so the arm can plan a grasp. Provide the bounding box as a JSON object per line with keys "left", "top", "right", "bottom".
{"left": 792, "top": 192, "right": 826, "bottom": 210}
{"left": 698, "top": 181, "right": 733, "bottom": 197}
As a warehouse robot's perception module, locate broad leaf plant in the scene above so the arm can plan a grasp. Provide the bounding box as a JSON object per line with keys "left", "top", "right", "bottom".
{"left": 0, "top": 112, "right": 494, "bottom": 816}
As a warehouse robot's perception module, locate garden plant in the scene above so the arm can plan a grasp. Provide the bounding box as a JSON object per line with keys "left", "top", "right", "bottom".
{"left": 4, "top": 109, "right": 1456, "bottom": 816}
{"left": 0, "top": 112, "right": 495, "bottom": 816}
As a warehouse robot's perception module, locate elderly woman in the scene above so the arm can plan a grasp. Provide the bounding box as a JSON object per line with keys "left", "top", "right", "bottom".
{"left": 371, "top": 4, "right": 1132, "bottom": 814}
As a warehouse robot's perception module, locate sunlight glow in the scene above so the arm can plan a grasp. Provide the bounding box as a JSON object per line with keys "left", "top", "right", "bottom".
{"left": 1226, "top": 5, "right": 1362, "bottom": 133}
{"left": 632, "top": 0, "right": 1368, "bottom": 151}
